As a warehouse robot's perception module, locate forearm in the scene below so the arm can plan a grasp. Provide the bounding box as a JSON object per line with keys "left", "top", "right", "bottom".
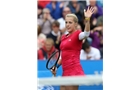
{"left": 84, "top": 18, "right": 90, "bottom": 32}
{"left": 79, "top": 18, "right": 90, "bottom": 40}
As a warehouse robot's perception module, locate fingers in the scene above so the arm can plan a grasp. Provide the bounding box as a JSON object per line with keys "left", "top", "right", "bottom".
{"left": 87, "top": 6, "right": 90, "bottom": 11}
{"left": 86, "top": 6, "right": 95, "bottom": 14}
{"left": 89, "top": 6, "right": 94, "bottom": 14}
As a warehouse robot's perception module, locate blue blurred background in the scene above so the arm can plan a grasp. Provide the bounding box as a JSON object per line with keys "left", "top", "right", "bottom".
{"left": 38, "top": 60, "right": 103, "bottom": 90}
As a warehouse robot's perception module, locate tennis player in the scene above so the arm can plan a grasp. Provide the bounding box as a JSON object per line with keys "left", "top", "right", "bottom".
{"left": 52, "top": 6, "right": 95, "bottom": 90}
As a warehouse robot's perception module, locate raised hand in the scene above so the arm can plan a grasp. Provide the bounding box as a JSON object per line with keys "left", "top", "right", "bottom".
{"left": 84, "top": 6, "right": 95, "bottom": 18}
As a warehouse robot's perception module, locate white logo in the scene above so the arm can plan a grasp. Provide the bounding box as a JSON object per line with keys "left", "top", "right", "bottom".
{"left": 68, "top": 39, "right": 71, "bottom": 41}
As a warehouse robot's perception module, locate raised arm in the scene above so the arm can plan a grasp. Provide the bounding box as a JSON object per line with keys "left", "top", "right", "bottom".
{"left": 79, "top": 6, "right": 95, "bottom": 40}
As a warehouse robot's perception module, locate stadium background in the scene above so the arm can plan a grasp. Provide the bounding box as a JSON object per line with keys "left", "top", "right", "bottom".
{"left": 38, "top": 0, "right": 103, "bottom": 90}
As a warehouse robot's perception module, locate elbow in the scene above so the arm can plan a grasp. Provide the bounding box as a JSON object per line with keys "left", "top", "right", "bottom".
{"left": 84, "top": 31, "right": 90, "bottom": 37}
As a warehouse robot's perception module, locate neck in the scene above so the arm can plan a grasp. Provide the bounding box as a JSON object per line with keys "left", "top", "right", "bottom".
{"left": 54, "top": 31, "right": 58, "bottom": 34}
{"left": 68, "top": 29, "right": 76, "bottom": 35}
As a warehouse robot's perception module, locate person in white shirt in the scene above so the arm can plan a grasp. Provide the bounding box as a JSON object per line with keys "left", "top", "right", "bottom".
{"left": 80, "top": 41, "right": 101, "bottom": 60}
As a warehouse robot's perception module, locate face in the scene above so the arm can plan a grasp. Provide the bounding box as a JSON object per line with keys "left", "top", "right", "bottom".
{"left": 38, "top": 39, "right": 45, "bottom": 48}
{"left": 45, "top": 41, "right": 53, "bottom": 51}
{"left": 63, "top": 8, "right": 71, "bottom": 18}
{"left": 65, "top": 17, "right": 77, "bottom": 33}
{"left": 71, "top": 0, "right": 78, "bottom": 7}
{"left": 52, "top": 24, "right": 59, "bottom": 33}
{"left": 43, "top": 11, "right": 50, "bottom": 19}
{"left": 90, "top": 0, "right": 96, "bottom": 6}
{"left": 85, "top": 48, "right": 91, "bottom": 53}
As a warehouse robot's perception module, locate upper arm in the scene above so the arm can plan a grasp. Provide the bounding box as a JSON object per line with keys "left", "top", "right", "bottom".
{"left": 79, "top": 31, "right": 90, "bottom": 40}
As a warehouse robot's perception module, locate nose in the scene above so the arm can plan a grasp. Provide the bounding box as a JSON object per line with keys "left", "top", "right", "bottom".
{"left": 66, "top": 23, "right": 69, "bottom": 27}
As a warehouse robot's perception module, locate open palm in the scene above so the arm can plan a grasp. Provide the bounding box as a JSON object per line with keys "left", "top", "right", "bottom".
{"left": 84, "top": 6, "right": 95, "bottom": 18}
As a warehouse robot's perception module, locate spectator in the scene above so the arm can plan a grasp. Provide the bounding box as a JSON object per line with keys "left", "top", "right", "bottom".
{"left": 57, "top": 7, "right": 71, "bottom": 34}
{"left": 80, "top": 41, "right": 101, "bottom": 60}
{"left": 83, "top": 0, "right": 103, "bottom": 31}
{"left": 47, "top": 21, "right": 62, "bottom": 50}
{"left": 89, "top": 26, "right": 103, "bottom": 49}
{"left": 46, "top": 0, "right": 64, "bottom": 20}
{"left": 38, "top": 8, "right": 55, "bottom": 36}
{"left": 89, "top": 16, "right": 103, "bottom": 59}
{"left": 38, "top": 38, "right": 58, "bottom": 60}
{"left": 37, "top": 25, "right": 46, "bottom": 50}
{"left": 88, "top": 0, "right": 103, "bottom": 19}
{"left": 67, "top": 0, "right": 85, "bottom": 26}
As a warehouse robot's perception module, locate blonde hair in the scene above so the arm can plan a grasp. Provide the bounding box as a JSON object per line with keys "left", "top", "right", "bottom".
{"left": 38, "top": 33, "right": 46, "bottom": 40}
{"left": 46, "top": 38, "right": 54, "bottom": 45}
{"left": 65, "top": 14, "right": 78, "bottom": 23}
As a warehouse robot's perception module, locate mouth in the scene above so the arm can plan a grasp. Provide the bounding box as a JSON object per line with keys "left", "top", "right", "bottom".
{"left": 67, "top": 27, "right": 70, "bottom": 30}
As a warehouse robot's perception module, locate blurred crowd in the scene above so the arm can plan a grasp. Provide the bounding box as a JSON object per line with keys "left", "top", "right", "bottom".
{"left": 37, "top": 0, "right": 103, "bottom": 60}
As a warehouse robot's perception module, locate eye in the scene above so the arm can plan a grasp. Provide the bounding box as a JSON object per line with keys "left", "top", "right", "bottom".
{"left": 65, "top": 21, "right": 67, "bottom": 24}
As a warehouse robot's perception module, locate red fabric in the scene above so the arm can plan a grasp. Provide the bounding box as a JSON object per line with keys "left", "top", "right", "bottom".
{"left": 38, "top": 45, "right": 58, "bottom": 60}
{"left": 38, "top": 49, "right": 44, "bottom": 60}
{"left": 38, "top": 1, "right": 50, "bottom": 8}
{"left": 60, "top": 30, "right": 85, "bottom": 76}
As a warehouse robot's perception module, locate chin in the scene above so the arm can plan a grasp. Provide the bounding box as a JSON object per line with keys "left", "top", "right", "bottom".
{"left": 67, "top": 29, "right": 74, "bottom": 33}
{"left": 67, "top": 30, "right": 71, "bottom": 32}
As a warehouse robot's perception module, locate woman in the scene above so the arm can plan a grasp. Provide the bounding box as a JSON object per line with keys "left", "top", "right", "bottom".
{"left": 52, "top": 6, "right": 95, "bottom": 90}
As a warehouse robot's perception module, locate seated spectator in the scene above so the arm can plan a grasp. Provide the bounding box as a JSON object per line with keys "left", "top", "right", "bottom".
{"left": 38, "top": 8, "right": 55, "bottom": 36}
{"left": 37, "top": 25, "right": 46, "bottom": 50}
{"left": 80, "top": 41, "right": 101, "bottom": 60}
{"left": 46, "top": 0, "right": 64, "bottom": 20}
{"left": 89, "top": 16, "right": 103, "bottom": 59}
{"left": 47, "top": 21, "right": 62, "bottom": 50}
{"left": 57, "top": 7, "right": 71, "bottom": 34}
{"left": 38, "top": 38, "right": 58, "bottom": 60}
